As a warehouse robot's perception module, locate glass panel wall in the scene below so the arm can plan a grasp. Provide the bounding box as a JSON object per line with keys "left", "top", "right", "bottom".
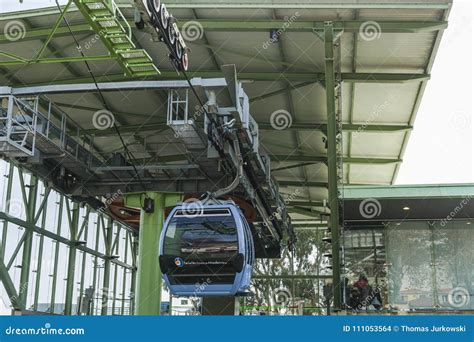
{"left": 344, "top": 220, "right": 474, "bottom": 313}
{"left": 0, "top": 159, "right": 136, "bottom": 315}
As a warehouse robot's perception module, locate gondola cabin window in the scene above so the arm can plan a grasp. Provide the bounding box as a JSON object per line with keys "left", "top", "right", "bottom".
{"left": 163, "top": 208, "right": 239, "bottom": 285}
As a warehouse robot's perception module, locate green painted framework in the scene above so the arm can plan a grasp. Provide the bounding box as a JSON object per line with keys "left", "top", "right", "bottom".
{"left": 0, "top": 1, "right": 451, "bottom": 314}
{"left": 0, "top": 160, "right": 137, "bottom": 315}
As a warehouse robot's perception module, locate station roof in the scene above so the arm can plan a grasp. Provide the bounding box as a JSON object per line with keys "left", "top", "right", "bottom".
{"left": 343, "top": 183, "right": 474, "bottom": 222}
{"left": 0, "top": 0, "right": 453, "bottom": 221}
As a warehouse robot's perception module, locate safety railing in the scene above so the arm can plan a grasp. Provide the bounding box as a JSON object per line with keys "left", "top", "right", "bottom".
{"left": 0, "top": 95, "right": 102, "bottom": 168}
{"left": 0, "top": 95, "right": 37, "bottom": 156}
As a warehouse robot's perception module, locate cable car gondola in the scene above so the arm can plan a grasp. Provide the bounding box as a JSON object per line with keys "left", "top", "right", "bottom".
{"left": 159, "top": 201, "right": 254, "bottom": 296}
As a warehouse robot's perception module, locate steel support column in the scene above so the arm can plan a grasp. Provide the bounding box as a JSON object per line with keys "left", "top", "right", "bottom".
{"left": 124, "top": 192, "right": 182, "bottom": 315}
{"left": 323, "top": 22, "right": 342, "bottom": 310}
{"left": 130, "top": 234, "right": 139, "bottom": 314}
{"left": 101, "top": 218, "right": 113, "bottom": 316}
{"left": 0, "top": 259, "right": 23, "bottom": 311}
{"left": 18, "top": 175, "right": 38, "bottom": 310}
{"left": 64, "top": 201, "right": 79, "bottom": 315}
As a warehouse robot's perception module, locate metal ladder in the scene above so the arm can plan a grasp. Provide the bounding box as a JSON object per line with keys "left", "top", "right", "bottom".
{"left": 74, "top": 0, "right": 159, "bottom": 77}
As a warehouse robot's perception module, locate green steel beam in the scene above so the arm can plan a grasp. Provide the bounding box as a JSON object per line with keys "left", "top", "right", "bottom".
{"left": 288, "top": 200, "right": 327, "bottom": 207}
{"left": 323, "top": 22, "right": 342, "bottom": 309}
{"left": 0, "top": 55, "right": 117, "bottom": 66}
{"left": 121, "top": 233, "right": 129, "bottom": 315}
{"left": 132, "top": 154, "right": 401, "bottom": 165}
{"left": 124, "top": 192, "right": 182, "bottom": 315}
{"left": 341, "top": 72, "right": 429, "bottom": 83}
{"left": 0, "top": 23, "right": 93, "bottom": 42}
{"left": 0, "top": 210, "right": 133, "bottom": 270}
{"left": 102, "top": 218, "right": 113, "bottom": 316}
{"left": 64, "top": 201, "right": 79, "bottom": 315}
{"left": 34, "top": 0, "right": 74, "bottom": 60}
{"left": 0, "top": 20, "right": 446, "bottom": 43}
{"left": 85, "top": 121, "right": 412, "bottom": 137}
{"left": 279, "top": 180, "right": 328, "bottom": 188}
{"left": 258, "top": 122, "right": 413, "bottom": 132}
{"left": 272, "top": 162, "right": 316, "bottom": 172}
{"left": 20, "top": 71, "right": 429, "bottom": 85}
{"left": 270, "top": 155, "right": 402, "bottom": 164}
{"left": 189, "top": 41, "right": 313, "bottom": 72}
{"left": 130, "top": 234, "right": 138, "bottom": 314}
{"left": 78, "top": 208, "right": 90, "bottom": 316}
{"left": 91, "top": 217, "right": 101, "bottom": 315}
{"left": 19, "top": 175, "right": 38, "bottom": 309}
{"left": 33, "top": 190, "right": 48, "bottom": 311}
{"left": 163, "top": 1, "right": 450, "bottom": 10}
{"left": 177, "top": 19, "right": 448, "bottom": 33}
{"left": 346, "top": 8, "right": 360, "bottom": 186}
{"left": 288, "top": 207, "right": 326, "bottom": 217}
{"left": 0, "top": 1, "right": 451, "bottom": 21}
{"left": 0, "top": 164, "right": 14, "bottom": 261}
{"left": 250, "top": 82, "right": 315, "bottom": 102}
{"left": 0, "top": 259, "right": 23, "bottom": 311}
{"left": 0, "top": 51, "right": 28, "bottom": 62}
{"left": 50, "top": 195, "right": 63, "bottom": 313}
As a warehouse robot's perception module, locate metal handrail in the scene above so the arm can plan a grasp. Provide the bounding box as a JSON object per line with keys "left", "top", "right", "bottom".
{"left": 110, "top": 0, "right": 132, "bottom": 40}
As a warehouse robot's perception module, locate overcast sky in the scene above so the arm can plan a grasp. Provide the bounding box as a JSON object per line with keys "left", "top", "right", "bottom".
{"left": 396, "top": 0, "right": 473, "bottom": 184}
{"left": 0, "top": 0, "right": 473, "bottom": 185}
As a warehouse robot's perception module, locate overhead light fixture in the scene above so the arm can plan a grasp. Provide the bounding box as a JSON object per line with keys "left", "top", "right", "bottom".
{"left": 403, "top": 206, "right": 410, "bottom": 211}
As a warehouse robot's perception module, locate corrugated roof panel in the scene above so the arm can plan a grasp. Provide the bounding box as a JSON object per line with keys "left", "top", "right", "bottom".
{"left": 349, "top": 163, "right": 398, "bottom": 184}
{"left": 0, "top": 0, "right": 453, "bottom": 209}
{"left": 350, "top": 131, "right": 406, "bottom": 157}
{"left": 352, "top": 83, "right": 420, "bottom": 124}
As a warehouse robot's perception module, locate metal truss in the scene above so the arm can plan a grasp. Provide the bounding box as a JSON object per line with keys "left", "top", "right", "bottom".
{"left": 0, "top": 161, "right": 137, "bottom": 315}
